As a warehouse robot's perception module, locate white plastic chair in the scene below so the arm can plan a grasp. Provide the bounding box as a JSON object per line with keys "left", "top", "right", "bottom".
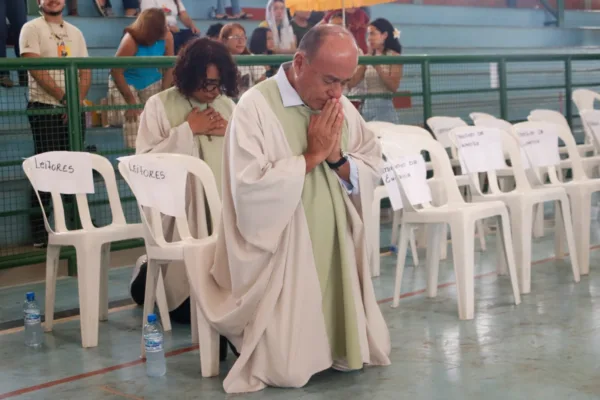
{"left": 572, "top": 88, "right": 600, "bottom": 148}
{"left": 381, "top": 137, "right": 521, "bottom": 320}
{"left": 529, "top": 109, "right": 595, "bottom": 158}
{"left": 22, "top": 151, "right": 170, "bottom": 348}
{"left": 118, "top": 153, "right": 221, "bottom": 377}
{"left": 450, "top": 126, "right": 581, "bottom": 294}
{"left": 469, "top": 112, "right": 496, "bottom": 122}
{"left": 522, "top": 118, "right": 600, "bottom": 276}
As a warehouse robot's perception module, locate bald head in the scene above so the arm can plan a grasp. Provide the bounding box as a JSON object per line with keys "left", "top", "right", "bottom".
{"left": 297, "top": 24, "right": 358, "bottom": 61}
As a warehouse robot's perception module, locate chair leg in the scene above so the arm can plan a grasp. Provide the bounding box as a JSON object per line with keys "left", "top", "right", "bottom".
{"left": 392, "top": 223, "right": 411, "bottom": 308}
{"left": 510, "top": 203, "right": 534, "bottom": 295}
{"left": 195, "top": 300, "right": 220, "bottom": 377}
{"left": 449, "top": 220, "right": 476, "bottom": 320}
{"left": 476, "top": 219, "right": 487, "bottom": 251}
{"left": 439, "top": 224, "right": 448, "bottom": 261}
{"left": 99, "top": 243, "right": 111, "bottom": 322}
{"left": 533, "top": 202, "right": 545, "bottom": 238}
{"left": 554, "top": 200, "right": 565, "bottom": 259}
{"left": 371, "top": 197, "right": 382, "bottom": 277}
{"left": 409, "top": 228, "right": 419, "bottom": 267}
{"left": 497, "top": 213, "right": 521, "bottom": 305}
{"left": 44, "top": 245, "right": 61, "bottom": 332}
{"left": 156, "top": 271, "right": 172, "bottom": 332}
{"left": 558, "top": 195, "right": 581, "bottom": 283}
{"left": 141, "top": 259, "right": 161, "bottom": 357}
{"left": 76, "top": 243, "right": 102, "bottom": 348}
{"left": 495, "top": 217, "right": 508, "bottom": 276}
{"left": 390, "top": 210, "right": 401, "bottom": 245}
{"left": 425, "top": 223, "right": 444, "bottom": 298}
{"left": 568, "top": 193, "right": 591, "bottom": 275}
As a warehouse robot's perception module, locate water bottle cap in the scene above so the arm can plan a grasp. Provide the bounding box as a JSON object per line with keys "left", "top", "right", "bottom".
{"left": 147, "top": 314, "right": 157, "bottom": 323}
{"left": 26, "top": 292, "right": 35, "bottom": 301}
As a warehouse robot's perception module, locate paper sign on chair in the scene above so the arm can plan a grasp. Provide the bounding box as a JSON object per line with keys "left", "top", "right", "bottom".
{"left": 454, "top": 128, "right": 505, "bottom": 174}
{"left": 382, "top": 161, "right": 403, "bottom": 211}
{"left": 388, "top": 154, "right": 432, "bottom": 205}
{"left": 31, "top": 151, "right": 95, "bottom": 194}
{"left": 515, "top": 124, "right": 561, "bottom": 169}
{"left": 124, "top": 157, "right": 188, "bottom": 218}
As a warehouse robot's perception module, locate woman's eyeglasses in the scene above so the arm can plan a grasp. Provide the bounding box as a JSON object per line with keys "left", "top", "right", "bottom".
{"left": 227, "top": 35, "right": 247, "bottom": 42}
{"left": 199, "top": 80, "right": 222, "bottom": 92}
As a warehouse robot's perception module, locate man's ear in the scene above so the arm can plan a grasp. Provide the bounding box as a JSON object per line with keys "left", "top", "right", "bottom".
{"left": 293, "top": 52, "right": 307, "bottom": 76}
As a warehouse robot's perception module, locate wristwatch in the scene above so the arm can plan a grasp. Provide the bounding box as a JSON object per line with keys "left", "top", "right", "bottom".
{"left": 326, "top": 151, "right": 348, "bottom": 170}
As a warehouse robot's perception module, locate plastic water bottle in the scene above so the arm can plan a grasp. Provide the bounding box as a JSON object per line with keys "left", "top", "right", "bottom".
{"left": 143, "top": 314, "right": 166, "bottom": 377}
{"left": 23, "top": 292, "right": 43, "bottom": 348}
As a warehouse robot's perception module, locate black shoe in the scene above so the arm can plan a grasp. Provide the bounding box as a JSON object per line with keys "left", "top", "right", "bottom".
{"left": 219, "top": 336, "right": 240, "bottom": 361}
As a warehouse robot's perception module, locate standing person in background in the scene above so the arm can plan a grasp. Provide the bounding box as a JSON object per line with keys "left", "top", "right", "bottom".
{"left": 0, "top": 0, "right": 27, "bottom": 88}
{"left": 214, "top": 0, "right": 249, "bottom": 20}
{"left": 108, "top": 8, "right": 174, "bottom": 149}
{"left": 259, "top": 0, "right": 296, "bottom": 54}
{"left": 220, "top": 23, "right": 266, "bottom": 96}
{"left": 132, "top": 37, "right": 239, "bottom": 360}
{"left": 322, "top": 7, "right": 369, "bottom": 54}
{"left": 20, "top": 0, "right": 91, "bottom": 247}
{"left": 249, "top": 26, "right": 278, "bottom": 78}
{"left": 290, "top": 10, "right": 313, "bottom": 45}
{"left": 140, "top": 0, "right": 199, "bottom": 54}
{"left": 347, "top": 18, "right": 402, "bottom": 123}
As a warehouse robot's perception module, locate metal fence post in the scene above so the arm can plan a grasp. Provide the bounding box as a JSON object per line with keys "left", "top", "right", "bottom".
{"left": 421, "top": 60, "right": 432, "bottom": 126}
{"left": 565, "top": 57, "right": 573, "bottom": 127}
{"left": 498, "top": 59, "right": 508, "bottom": 120}
{"left": 65, "top": 62, "right": 82, "bottom": 276}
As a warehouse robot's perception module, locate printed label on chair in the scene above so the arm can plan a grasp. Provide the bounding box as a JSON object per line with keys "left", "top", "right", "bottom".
{"left": 382, "top": 161, "right": 403, "bottom": 211}
{"left": 31, "top": 151, "right": 95, "bottom": 194}
{"left": 125, "top": 157, "right": 187, "bottom": 218}
{"left": 388, "top": 155, "right": 432, "bottom": 206}
{"left": 454, "top": 128, "right": 505, "bottom": 174}
{"left": 515, "top": 125, "right": 560, "bottom": 169}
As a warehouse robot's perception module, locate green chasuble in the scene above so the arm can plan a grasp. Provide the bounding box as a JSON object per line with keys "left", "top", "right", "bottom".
{"left": 256, "top": 79, "right": 363, "bottom": 369}
{"left": 156, "top": 87, "right": 234, "bottom": 194}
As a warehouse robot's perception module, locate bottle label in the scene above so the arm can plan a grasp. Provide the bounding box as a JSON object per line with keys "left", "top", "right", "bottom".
{"left": 24, "top": 312, "right": 41, "bottom": 325}
{"left": 145, "top": 338, "right": 163, "bottom": 352}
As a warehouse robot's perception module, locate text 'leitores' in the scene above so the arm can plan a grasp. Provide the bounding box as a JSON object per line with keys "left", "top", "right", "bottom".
{"left": 128, "top": 163, "right": 167, "bottom": 180}
{"left": 30, "top": 151, "right": 95, "bottom": 194}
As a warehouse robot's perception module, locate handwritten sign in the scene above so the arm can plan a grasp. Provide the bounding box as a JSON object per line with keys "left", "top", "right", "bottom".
{"left": 31, "top": 151, "right": 94, "bottom": 194}
{"left": 515, "top": 125, "right": 560, "bottom": 169}
{"left": 429, "top": 118, "right": 466, "bottom": 148}
{"left": 454, "top": 128, "right": 506, "bottom": 174}
{"left": 389, "top": 155, "right": 432, "bottom": 206}
{"left": 382, "top": 161, "right": 403, "bottom": 211}
{"left": 124, "top": 157, "right": 187, "bottom": 218}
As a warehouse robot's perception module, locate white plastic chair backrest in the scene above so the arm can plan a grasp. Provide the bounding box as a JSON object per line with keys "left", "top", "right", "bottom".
{"left": 472, "top": 117, "right": 514, "bottom": 159}
{"left": 512, "top": 121, "right": 564, "bottom": 186}
{"left": 426, "top": 116, "right": 468, "bottom": 151}
{"left": 375, "top": 124, "right": 435, "bottom": 141}
{"left": 572, "top": 88, "right": 600, "bottom": 113}
{"left": 579, "top": 109, "right": 600, "bottom": 155}
{"left": 379, "top": 133, "right": 465, "bottom": 211}
{"left": 448, "top": 126, "right": 531, "bottom": 196}
{"left": 469, "top": 112, "right": 496, "bottom": 122}
{"left": 366, "top": 121, "right": 397, "bottom": 138}
{"left": 118, "top": 154, "right": 221, "bottom": 248}
{"left": 528, "top": 110, "right": 587, "bottom": 180}
{"left": 22, "top": 151, "right": 126, "bottom": 234}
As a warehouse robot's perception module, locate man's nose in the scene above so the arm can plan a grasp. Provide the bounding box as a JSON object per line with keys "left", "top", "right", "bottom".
{"left": 329, "top": 84, "right": 343, "bottom": 100}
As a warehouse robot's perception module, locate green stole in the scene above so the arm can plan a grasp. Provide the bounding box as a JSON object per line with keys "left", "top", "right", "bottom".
{"left": 256, "top": 79, "right": 362, "bottom": 368}
{"left": 156, "top": 87, "right": 233, "bottom": 195}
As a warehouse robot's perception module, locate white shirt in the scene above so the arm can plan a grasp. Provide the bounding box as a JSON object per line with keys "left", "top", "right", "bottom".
{"left": 274, "top": 63, "right": 360, "bottom": 194}
{"left": 140, "top": 0, "right": 185, "bottom": 27}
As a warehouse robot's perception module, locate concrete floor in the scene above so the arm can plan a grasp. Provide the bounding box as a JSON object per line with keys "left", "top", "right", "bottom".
{"left": 1, "top": 221, "right": 600, "bottom": 399}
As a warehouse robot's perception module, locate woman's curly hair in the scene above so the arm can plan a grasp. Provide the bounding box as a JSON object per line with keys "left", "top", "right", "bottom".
{"left": 173, "top": 37, "right": 239, "bottom": 99}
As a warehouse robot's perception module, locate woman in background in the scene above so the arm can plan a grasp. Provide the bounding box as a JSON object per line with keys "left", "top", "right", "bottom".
{"left": 140, "top": 0, "right": 200, "bottom": 54}
{"left": 249, "top": 27, "right": 278, "bottom": 78}
{"left": 259, "top": 0, "right": 295, "bottom": 54}
{"left": 348, "top": 18, "right": 402, "bottom": 123}
{"left": 109, "top": 8, "right": 174, "bottom": 148}
{"left": 131, "top": 38, "right": 239, "bottom": 360}
{"left": 221, "top": 23, "right": 266, "bottom": 95}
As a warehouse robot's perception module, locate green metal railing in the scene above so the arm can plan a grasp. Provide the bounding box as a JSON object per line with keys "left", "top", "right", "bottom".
{"left": 1, "top": 52, "right": 600, "bottom": 271}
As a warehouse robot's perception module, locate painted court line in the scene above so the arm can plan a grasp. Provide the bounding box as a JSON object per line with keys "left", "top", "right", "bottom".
{"left": 1, "top": 247, "right": 598, "bottom": 400}
{"left": 98, "top": 385, "right": 145, "bottom": 400}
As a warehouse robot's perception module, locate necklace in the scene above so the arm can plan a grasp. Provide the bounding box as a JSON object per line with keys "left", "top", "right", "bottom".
{"left": 42, "top": 14, "right": 69, "bottom": 56}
